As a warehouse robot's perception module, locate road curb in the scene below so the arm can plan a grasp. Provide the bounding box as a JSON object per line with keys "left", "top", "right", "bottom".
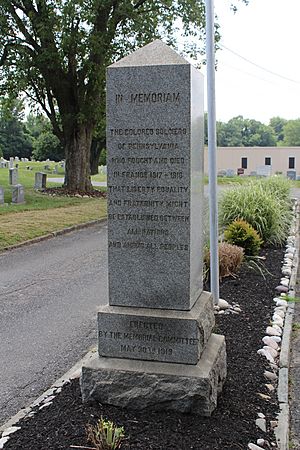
{"left": 0, "top": 348, "right": 97, "bottom": 437}
{"left": 0, "top": 218, "right": 107, "bottom": 254}
{"left": 275, "top": 199, "right": 300, "bottom": 450}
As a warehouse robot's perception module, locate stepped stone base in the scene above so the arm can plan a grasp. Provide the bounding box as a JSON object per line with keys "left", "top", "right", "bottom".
{"left": 80, "top": 333, "right": 226, "bottom": 416}
{"left": 97, "top": 291, "right": 215, "bottom": 365}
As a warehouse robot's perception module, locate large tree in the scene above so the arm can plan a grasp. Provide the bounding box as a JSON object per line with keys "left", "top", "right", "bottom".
{"left": 0, "top": 0, "right": 247, "bottom": 191}
{"left": 217, "top": 115, "right": 276, "bottom": 147}
{"left": 282, "top": 119, "right": 300, "bottom": 146}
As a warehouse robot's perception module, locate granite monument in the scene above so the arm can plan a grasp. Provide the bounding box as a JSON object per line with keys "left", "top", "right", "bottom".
{"left": 12, "top": 184, "right": 25, "bottom": 204}
{"left": 80, "top": 40, "right": 226, "bottom": 416}
{"left": 9, "top": 168, "right": 18, "bottom": 185}
{"left": 34, "top": 172, "right": 47, "bottom": 190}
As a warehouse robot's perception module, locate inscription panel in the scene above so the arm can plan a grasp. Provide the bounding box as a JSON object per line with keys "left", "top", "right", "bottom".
{"left": 107, "top": 63, "right": 203, "bottom": 310}
{"left": 98, "top": 312, "right": 201, "bottom": 364}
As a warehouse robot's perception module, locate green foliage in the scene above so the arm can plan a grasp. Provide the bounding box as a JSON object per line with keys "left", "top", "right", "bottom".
{"left": 262, "top": 175, "right": 291, "bottom": 204}
{"left": 282, "top": 119, "right": 300, "bottom": 146}
{"left": 269, "top": 116, "right": 287, "bottom": 143}
{"left": 224, "top": 219, "right": 263, "bottom": 256}
{"left": 99, "top": 149, "right": 107, "bottom": 166}
{"left": 0, "top": 97, "right": 33, "bottom": 158}
{"left": 219, "top": 178, "right": 292, "bottom": 244}
{"left": 32, "top": 130, "right": 64, "bottom": 161}
{"left": 205, "top": 242, "right": 244, "bottom": 280}
{"left": 86, "top": 417, "right": 125, "bottom": 450}
{"left": 216, "top": 115, "right": 276, "bottom": 147}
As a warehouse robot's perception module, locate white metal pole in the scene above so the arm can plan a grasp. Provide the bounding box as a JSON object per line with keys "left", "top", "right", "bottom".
{"left": 205, "top": 0, "right": 219, "bottom": 304}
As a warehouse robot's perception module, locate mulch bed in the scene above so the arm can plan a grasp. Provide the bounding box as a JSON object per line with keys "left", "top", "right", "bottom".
{"left": 4, "top": 246, "right": 284, "bottom": 450}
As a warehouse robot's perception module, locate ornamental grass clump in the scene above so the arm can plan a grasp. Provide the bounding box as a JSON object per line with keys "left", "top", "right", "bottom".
{"left": 219, "top": 180, "right": 292, "bottom": 245}
{"left": 261, "top": 175, "right": 291, "bottom": 204}
{"left": 86, "top": 416, "right": 125, "bottom": 450}
{"left": 205, "top": 242, "right": 244, "bottom": 280}
{"left": 224, "top": 219, "right": 263, "bottom": 256}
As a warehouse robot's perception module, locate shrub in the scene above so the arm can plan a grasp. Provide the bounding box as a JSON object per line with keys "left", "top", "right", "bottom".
{"left": 205, "top": 242, "right": 244, "bottom": 280}
{"left": 224, "top": 219, "right": 263, "bottom": 256}
{"left": 219, "top": 180, "right": 292, "bottom": 244}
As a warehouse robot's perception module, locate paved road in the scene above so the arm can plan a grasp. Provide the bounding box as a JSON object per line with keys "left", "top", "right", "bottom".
{"left": 0, "top": 223, "right": 108, "bottom": 426}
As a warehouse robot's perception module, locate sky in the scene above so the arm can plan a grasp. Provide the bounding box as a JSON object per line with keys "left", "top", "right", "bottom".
{"left": 201, "top": 0, "right": 300, "bottom": 124}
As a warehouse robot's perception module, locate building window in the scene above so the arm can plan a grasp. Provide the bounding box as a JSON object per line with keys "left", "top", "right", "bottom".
{"left": 265, "top": 157, "right": 271, "bottom": 166}
{"left": 241, "top": 157, "right": 247, "bottom": 169}
{"left": 289, "top": 157, "right": 295, "bottom": 169}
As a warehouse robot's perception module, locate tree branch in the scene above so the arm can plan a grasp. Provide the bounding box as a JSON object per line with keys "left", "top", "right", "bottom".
{"left": 8, "top": 4, "right": 40, "bottom": 51}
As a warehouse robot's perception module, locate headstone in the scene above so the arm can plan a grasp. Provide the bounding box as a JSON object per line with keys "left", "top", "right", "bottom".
{"left": 237, "top": 168, "right": 244, "bottom": 175}
{"left": 217, "top": 169, "right": 226, "bottom": 177}
{"left": 15, "top": 156, "right": 19, "bottom": 162}
{"left": 9, "top": 157, "right": 14, "bottom": 169}
{"left": 287, "top": 170, "right": 296, "bottom": 180}
{"left": 249, "top": 171, "right": 257, "bottom": 177}
{"left": 11, "top": 184, "right": 25, "bottom": 204}
{"left": 0, "top": 187, "right": 4, "bottom": 205}
{"left": 53, "top": 164, "right": 58, "bottom": 174}
{"left": 44, "top": 164, "right": 50, "bottom": 171}
{"left": 9, "top": 168, "right": 18, "bottom": 185}
{"left": 81, "top": 40, "right": 226, "bottom": 417}
{"left": 34, "top": 172, "right": 47, "bottom": 189}
{"left": 226, "top": 169, "right": 235, "bottom": 177}
{"left": 256, "top": 165, "right": 271, "bottom": 177}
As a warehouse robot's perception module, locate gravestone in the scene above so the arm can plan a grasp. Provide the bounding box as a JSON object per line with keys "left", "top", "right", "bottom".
{"left": 257, "top": 165, "right": 271, "bottom": 177}
{"left": 0, "top": 187, "right": 4, "bottom": 204}
{"left": 34, "top": 172, "right": 47, "bottom": 189}
{"left": 9, "top": 168, "right": 18, "bottom": 185}
{"left": 287, "top": 170, "right": 296, "bottom": 180}
{"left": 12, "top": 184, "right": 25, "bottom": 204}
{"left": 80, "top": 40, "right": 226, "bottom": 416}
{"left": 53, "top": 165, "right": 58, "bottom": 174}
{"left": 226, "top": 168, "right": 235, "bottom": 177}
{"left": 9, "top": 157, "right": 14, "bottom": 169}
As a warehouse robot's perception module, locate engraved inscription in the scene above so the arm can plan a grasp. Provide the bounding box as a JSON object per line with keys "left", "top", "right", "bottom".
{"left": 98, "top": 315, "right": 200, "bottom": 363}
{"left": 130, "top": 92, "right": 180, "bottom": 104}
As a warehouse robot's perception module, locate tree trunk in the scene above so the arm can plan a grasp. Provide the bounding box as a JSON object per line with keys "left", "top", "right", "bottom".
{"left": 64, "top": 124, "right": 93, "bottom": 192}
{"left": 90, "top": 137, "right": 106, "bottom": 175}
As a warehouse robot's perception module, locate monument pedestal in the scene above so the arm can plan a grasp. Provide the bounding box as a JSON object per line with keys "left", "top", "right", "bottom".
{"left": 81, "top": 333, "right": 226, "bottom": 416}
{"left": 81, "top": 292, "right": 226, "bottom": 416}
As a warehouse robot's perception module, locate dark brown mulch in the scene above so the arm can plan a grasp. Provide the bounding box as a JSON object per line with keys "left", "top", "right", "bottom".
{"left": 41, "top": 187, "right": 107, "bottom": 198}
{"left": 4, "top": 246, "right": 284, "bottom": 450}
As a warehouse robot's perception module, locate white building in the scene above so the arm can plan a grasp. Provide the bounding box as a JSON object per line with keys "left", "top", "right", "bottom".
{"left": 204, "top": 147, "right": 300, "bottom": 178}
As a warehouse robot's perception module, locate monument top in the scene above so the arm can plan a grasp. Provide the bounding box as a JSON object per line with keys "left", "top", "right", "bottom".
{"left": 109, "top": 40, "right": 189, "bottom": 68}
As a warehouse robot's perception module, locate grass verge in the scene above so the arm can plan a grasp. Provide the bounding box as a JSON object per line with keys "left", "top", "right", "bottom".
{"left": 0, "top": 199, "right": 107, "bottom": 251}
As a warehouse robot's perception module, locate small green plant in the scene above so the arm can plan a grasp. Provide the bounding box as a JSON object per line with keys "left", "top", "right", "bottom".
{"left": 205, "top": 242, "right": 244, "bottom": 280}
{"left": 292, "top": 322, "right": 300, "bottom": 331}
{"left": 86, "top": 417, "right": 125, "bottom": 450}
{"left": 224, "top": 219, "right": 263, "bottom": 256}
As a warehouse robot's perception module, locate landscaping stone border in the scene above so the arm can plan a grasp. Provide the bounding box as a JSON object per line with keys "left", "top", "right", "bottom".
{"left": 275, "top": 199, "right": 300, "bottom": 450}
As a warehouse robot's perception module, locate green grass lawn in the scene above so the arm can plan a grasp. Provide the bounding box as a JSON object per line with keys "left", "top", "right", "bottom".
{"left": 0, "top": 161, "right": 107, "bottom": 250}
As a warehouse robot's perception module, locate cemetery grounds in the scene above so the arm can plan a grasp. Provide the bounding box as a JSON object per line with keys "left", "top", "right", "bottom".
{"left": 0, "top": 161, "right": 107, "bottom": 251}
